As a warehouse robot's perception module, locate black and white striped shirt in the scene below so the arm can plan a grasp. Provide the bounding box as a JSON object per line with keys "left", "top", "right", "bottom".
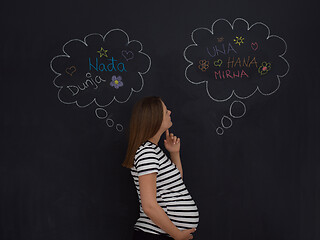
{"left": 131, "top": 141, "right": 199, "bottom": 235}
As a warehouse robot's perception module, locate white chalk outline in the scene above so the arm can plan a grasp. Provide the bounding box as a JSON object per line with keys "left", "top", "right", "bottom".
{"left": 216, "top": 127, "right": 224, "bottom": 135}
{"left": 183, "top": 18, "right": 290, "bottom": 102}
{"left": 106, "top": 118, "right": 114, "bottom": 127}
{"left": 116, "top": 124, "right": 124, "bottom": 132}
{"left": 95, "top": 108, "right": 108, "bottom": 119}
{"left": 221, "top": 115, "right": 233, "bottom": 129}
{"left": 50, "top": 29, "right": 152, "bottom": 108}
{"left": 95, "top": 107, "right": 124, "bottom": 131}
{"left": 229, "top": 100, "right": 246, "bottom": 119}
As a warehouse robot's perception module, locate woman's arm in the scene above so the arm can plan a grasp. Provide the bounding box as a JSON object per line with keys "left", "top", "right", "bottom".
{"left": 139, "top": 173, "right": 195, "bottom": 240}
{"left": 170, "top": 152, "right": 183, "bottom": 179}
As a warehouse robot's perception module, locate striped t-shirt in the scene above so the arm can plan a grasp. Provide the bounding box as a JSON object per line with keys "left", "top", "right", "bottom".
{"left": 131, "top": 141, "right": 199, "bottom": 235}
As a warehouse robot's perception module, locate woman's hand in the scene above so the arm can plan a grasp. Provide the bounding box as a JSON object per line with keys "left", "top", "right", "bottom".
{"left": 174, "top": 228, "right": 196, "bottom": 240}
{"left": 164, "top": 130, "right": 183, "bottom": 178}
{"left": 164, "top": 129, "right": 180, "bottom": 153}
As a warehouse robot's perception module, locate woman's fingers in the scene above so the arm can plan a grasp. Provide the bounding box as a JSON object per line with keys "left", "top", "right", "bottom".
{"left": 166, "top": 130, "right": 180, "bottom": 144}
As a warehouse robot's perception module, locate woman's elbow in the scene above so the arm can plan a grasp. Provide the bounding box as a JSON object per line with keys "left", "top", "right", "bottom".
{"left": 141, "top": 201, "right": 158, "bottom": 215}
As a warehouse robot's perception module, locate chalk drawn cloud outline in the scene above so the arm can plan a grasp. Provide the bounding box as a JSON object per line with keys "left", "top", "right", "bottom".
{"left": 183, "top": 18, "right": 290, "bottom": 102}
{"left": 50, "top": 29, "right": 151, "bottom": 108}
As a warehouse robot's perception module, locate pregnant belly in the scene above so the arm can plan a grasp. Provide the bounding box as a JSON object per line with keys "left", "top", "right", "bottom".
{"left": 165, "top": 199, "right": 199, "bottom": 230}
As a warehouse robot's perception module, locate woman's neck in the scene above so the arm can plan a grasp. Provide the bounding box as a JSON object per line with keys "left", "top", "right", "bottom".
{"left": 148, "top": 131, "right": 163, "bottom": 146}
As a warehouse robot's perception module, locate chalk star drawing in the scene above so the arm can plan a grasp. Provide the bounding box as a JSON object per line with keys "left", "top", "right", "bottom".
{"left": 234, "top": 36, "right": 244, "bottom": 46}
{"left": 97, "top": 47, "right": 108, "bottom": 57}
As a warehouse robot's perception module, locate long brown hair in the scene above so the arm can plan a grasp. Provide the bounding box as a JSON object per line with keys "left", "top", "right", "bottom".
{"left": 122, "top": 96, "right": 163, "bottom": 168}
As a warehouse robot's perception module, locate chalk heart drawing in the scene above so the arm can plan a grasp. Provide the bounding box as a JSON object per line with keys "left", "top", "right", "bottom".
{"left": 66, "top": 66, "right": 76, "bottom": 76}
{"left": 214, "top": 59, "right": 223, "bottom": 67}
{"left": 122, "top": 50, "right": 134, "bottom": 61}
{"left": 251, "top": 42, "right": 258, "bottom": 51}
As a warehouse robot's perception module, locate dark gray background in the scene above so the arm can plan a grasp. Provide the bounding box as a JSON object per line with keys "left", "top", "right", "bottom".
{"left": 1, "top": 0, "right": 319, "bottom": 239}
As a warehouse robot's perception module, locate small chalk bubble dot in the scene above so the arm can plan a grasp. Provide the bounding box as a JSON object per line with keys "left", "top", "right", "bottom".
{"left": 106, "top": 118, "right": 114, "bottom": 127}
{"left": 216, "top": 127, "right": 224, "bottom": 135}
{"left": 95, "top": 108, "right": 108, "bottom": 119}
{"left": 116, "top": 124, "right": 124, "bottom": 132}
{"left": 230, "top": 101, "right": 246, "bottom": 118}
{"left": 221, "top": 116, "right": 232, "bottom": 129}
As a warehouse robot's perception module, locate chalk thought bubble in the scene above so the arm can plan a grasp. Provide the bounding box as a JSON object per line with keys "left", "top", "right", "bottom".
{"left": 50, "top": 29, "right": 151, "bottom": 108}
{"left": 184, "top": 18, "right": 290, "bottom": 102}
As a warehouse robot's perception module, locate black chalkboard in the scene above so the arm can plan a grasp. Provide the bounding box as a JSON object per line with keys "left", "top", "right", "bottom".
{"left": 1, "top": 0, "right": 319, "bottom": 240}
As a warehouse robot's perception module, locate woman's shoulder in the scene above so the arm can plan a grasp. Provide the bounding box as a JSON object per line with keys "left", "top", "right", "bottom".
{"left": 135, "top": 141, "right": 162, "bottom": 158}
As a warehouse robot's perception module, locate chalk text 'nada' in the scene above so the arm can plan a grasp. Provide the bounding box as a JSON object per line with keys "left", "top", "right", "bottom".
{"left": 89, "top": 57, "right": 127, "bottom": 72}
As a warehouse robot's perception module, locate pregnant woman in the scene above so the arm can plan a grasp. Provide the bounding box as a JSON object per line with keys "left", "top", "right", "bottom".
{"left": 122, "top": 96, "right": 199, "bottom": 240}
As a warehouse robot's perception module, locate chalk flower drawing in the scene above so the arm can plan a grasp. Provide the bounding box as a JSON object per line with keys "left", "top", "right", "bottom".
{"left": 233, "top": 36, "right": 245, "bottom": 46}
{"left": 198, "top": 60, "right": 210, "bottom": 72}
{"left": 110, "top": 75, "right": 124, "bottom": 89}
{"left": 258, "top": 62, "right": 271, "bottom": 75}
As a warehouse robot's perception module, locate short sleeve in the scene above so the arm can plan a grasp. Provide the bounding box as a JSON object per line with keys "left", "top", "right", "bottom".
{"left": 134, "top": 147, "right": 160, "bottom": 176}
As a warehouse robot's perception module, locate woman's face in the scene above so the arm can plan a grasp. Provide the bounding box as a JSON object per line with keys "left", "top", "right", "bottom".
{"left": 160, "top": 101, "right": 172, "bottom": 131}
